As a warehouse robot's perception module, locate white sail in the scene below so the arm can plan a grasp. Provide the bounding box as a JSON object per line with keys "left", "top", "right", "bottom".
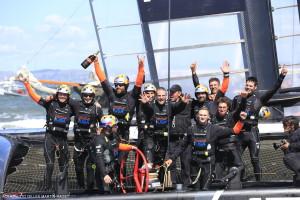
{"left": 16, "top": 66, "right": 56, "bottom": 94}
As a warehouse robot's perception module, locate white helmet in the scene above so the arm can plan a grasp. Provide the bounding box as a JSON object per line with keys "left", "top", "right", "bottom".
{"left": 57, "top": 84, "right": 71, "bottom": 95}
{"left": 81, "top": 84, "right": 95, "bottom": 94}
{"left": 143, "top": 83, "right": 156, "bottom": 92}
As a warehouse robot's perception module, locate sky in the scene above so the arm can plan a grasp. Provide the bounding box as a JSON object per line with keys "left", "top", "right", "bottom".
{"left": 0, "top": 0, "right": 299, "bottom": 93}
{"left": 0, "top": 0, "right": 99, "bottom": 71}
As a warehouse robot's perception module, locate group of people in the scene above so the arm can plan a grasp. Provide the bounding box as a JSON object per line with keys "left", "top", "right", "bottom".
{"left": 18, "top": 54, "right": 300, "bottom": 194}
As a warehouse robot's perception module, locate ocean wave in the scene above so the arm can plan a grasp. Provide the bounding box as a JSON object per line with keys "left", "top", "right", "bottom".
{"left": 0, "top": 119, "right": 75, "bottom": 130}
{"left": 0, "top": 119, "right": 47, "bottom": 129}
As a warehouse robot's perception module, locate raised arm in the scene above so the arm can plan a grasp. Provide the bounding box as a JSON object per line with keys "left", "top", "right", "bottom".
{"left": 190, "top": 62, "right": 200, "bottom": 87}
{"left": 93, "top": 56, "right": 107, "bottom": 82}
{"left": 260, "top": 65, "right": 288, "bottom": 104}
{"left": 135, "top": 55, "right": 145, "bottom": 88}
{"left": 219, "top": 60, "right": 230, "bottom": 94}
{"left": 22, "top": 79, "right": 41, "bottom": 103}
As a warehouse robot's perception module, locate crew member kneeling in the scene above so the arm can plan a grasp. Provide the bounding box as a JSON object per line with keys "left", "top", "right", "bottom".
{"left": 91, "top": 115, "right": 120, "bottom": 193}
{"left": 280, "top": 116, "right": 300, "bottom": 186}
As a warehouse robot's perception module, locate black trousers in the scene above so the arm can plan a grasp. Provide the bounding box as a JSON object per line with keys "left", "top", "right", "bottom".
{"left": 73, "top": 147, "right": 95, "bottom": 189}
{"left": 215, "top": 145, "right": 244, "bottom": 189}
{"left": 284, "top": 152, "right": 300, "bottom": 178}
{"left": 190, "top": 158, "right": 211, "bottom": 190}
{"left": 238, "top": 127, "right": 261, "bottom": 181}
{"left": 44, "top": 133, "right": 69, "bottom": 190}
{"left": 168, "top": 136, "right": 191, "bottom": 186}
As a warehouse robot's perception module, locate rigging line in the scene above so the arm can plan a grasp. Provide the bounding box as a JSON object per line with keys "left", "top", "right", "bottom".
{"left": 167, "top": 0, "right": 171, "bottom": 154}
{"left": 292, "top": 1, "right": 295, "bottom": 84}
{"left": 26, "top": 0, "right": 86, "bottom": 65}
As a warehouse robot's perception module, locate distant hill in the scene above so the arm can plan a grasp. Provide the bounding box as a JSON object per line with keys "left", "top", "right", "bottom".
{"left": 0, "top": 69, "right": 93, "bottom": 83}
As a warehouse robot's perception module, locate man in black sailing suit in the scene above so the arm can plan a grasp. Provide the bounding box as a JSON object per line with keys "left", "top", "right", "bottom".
{"left": 165, "top": 107, "right": 246, "bottom": 190}
{"left": 20, "top": 78, "right": 73, "bottom": 191}
{"left": 139, "top": 87, "right": 187, "bottom": 184}
{"left": 280, "top": 116, "right": 300, "bottom": 186}
{"left": 93, "top": 56, "right": 145, "bottom": 142}
{"left": 211, "top": 93, "right": 247, "bottom": 189}
{"left": 231, "top": 66, "right": 288, "bottom": 181}
{"left": 168, "top": 84, "right": 192, "bottom": 188}
{"left": 72, "top": 84, "right": 103, "bottom": 189}
{"left": 90, "top": 115, "right": 120, "bottom": 193}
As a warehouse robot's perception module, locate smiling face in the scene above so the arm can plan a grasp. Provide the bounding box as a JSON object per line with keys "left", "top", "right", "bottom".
{"left": 144, "top": 91, "right": 156, "bottom": 101}
{"left": 57, "top": 92, "right": 68, "bottom": 103}
{"left": 196, "top": 92, "right": 207, "bottom": 102}
{"left": 196, "top": 109, "right": 210, "bottom": 125}
{"left": 170, "top": 91, "right": 181, "bottom": 102}
{"left": 82, "top": 93, "right": 94, "bottom": 104}
{"left": 245, "top": 81, "right": 257, "bottom": 94}
{"left": 156, "top": 89, "right": 167, "bottom": 105}
{"left": 115, "top": 83, "right": 126, "bottom": 94}
{"left": 209, "top": 80, "right": 220, "bottom": 94}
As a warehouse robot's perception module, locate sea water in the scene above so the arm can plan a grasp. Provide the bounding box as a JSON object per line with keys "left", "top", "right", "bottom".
{"left": 0, "top": 95, "right": 46, "bottom": 129}
{"left": 0, "top": 95, "right": 109, "bottom": 130}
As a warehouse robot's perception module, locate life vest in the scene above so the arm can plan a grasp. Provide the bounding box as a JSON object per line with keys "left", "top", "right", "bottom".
{"left": 74, "top": 102, "right": 98, "bottom": 136}
{"left": 152, "top": 103, "right": 168, "bottom": 130}
{"left": 110, "top": 94, "right": 130, "bottom": 119}
{"left": 46, "top": 101, "right": 72, "bottom": 136}
{"left": 191, "top": 125, "right": 210, "bottom": 158}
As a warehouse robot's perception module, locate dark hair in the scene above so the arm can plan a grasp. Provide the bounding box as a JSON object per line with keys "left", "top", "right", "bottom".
{"left": 209, "top": 77, "right": 220, "bottom": 84}
{"left": 283, "top": 116, "right": 299, "bottom": 130}
{"left": 217, "top": 97, "right": 231, "bottom": 108}
{"left": 246, "top": 76, "right": 258, "bottom": 86}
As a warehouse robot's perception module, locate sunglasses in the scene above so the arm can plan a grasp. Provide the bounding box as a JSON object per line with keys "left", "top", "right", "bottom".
{"left": 83, "top": 93, "right": 94, "bottom": 98}
{"left": 115, "top": 84, "right": 125, "bottom": 87}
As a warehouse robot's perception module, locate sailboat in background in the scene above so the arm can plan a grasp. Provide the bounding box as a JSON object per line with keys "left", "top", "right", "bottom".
{"left": 0, "top": 77, "right": 26, "bottom": 96}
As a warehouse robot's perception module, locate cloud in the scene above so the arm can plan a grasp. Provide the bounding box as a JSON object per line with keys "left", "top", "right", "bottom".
{"left": 38, "top": 14, "right": 86, "bottom": 38}
{"left": 0, "top": 26, "right": 25, "bottom": 38}
{"left": 0, "top": 44, "right": 17, "bottom": 53}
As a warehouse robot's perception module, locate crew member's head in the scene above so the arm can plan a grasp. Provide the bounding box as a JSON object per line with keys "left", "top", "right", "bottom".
{"left": 196, "top": 106, "right": 210, "bottom": 125}
{"left": 208, "top": 77, "right": 220, "bottom": 95}
{"left": 282, "top": 116, "right": 299, "bottom": 133}
{"left": 100, "top": 115, "right": 118, "bottom": 136}
{"left": 217, "top": 97, "right": 230, "bottom": 117}
{"left": 114, "top": 74, "right": 129, "bottom": 94}
{"left": 170, "top": 84, "right": 182, "bottom": 102}
{"left": 245, "top": 76, "right": 258, "bottom": 95}
{"left": 81, "top": 84, "right": 96, "bottom": 105}
{"left": 156, "top": 87, "right": 167, "bottom": 105}
{"left": 56, "top": 84, "right": 71, "bottom": 103}
{"left": 143, "top": 83, "right": 156, "bottom": 101}
{"left": 195, "top": 84, "right": 209, "bottom": 103}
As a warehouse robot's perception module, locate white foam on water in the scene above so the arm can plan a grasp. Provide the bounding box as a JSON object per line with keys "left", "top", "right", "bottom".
{"left": 0, "top": 119, "right": 46, "bottom": 129}
{"left": 0, "top": 118, "right": 75, "bottom": 130}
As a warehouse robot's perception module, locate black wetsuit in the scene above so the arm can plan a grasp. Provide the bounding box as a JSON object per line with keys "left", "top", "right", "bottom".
{"left": 168, "top": 122, "right": 238, "bottom": 190}
{"left": 90, "top": 133, "right": 119, "bottom": 193}
{"left": 101, "top": 80, "right": 141, "bottom": 141}
{"left": 283, "top": 129, "right": 300, "bottom": 184}
{"left": 169, "top": 99, "right": 192, "bottom": 186}
{"left": 231, "top": 73, "right": 285, "bottom": 181}
{"left": 141, "top": 100, "right": 186, "bottom": 183}
{"left": 71, "top": 99, "right": 103, "bottom": 189}
{"left": 211, "top": 100, "right": 245, "bottom": 189}
{"left": 39, "top": 98, "right": 73, "bottom": 190}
